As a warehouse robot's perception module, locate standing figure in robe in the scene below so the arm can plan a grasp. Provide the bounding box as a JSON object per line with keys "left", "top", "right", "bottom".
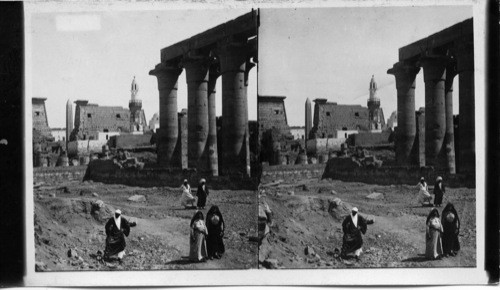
{"left": 441, "top": 203, "right": 460, "bottom": 257}
{"left": 417, "top": 177, "right": 432, "bottom": 206}
{"left": 341, "top": 207, "right": 368, "bottom": 261}
{"left": 425, "top": 208, "right": 443, "bottom": 260}
{"left": 433, "top": 176, "right": 445, "bottom": 207}
{"left": 206, "top": 205, "right": 225, "bottom": 260}
{"left": 181, "top": 179, "right": 196, "bottom": 209}
{"left": 189, "top": 211, "right": 208, "bottom": 262}
{"left": 196, "top": 178, "right": 209, "bottom": 210}
{"left": 104, "top": 209, "right": 136, "bottom": 263}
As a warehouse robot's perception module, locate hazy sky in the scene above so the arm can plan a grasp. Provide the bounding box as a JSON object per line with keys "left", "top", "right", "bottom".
{"left": 258, "top": 6, "right": 472, "bottom": 126}
{"left": 30, "top": 8, "right": 257, "bottom": 128}
{"left": 30, "top": 5, "right": 472, "bottom": 129}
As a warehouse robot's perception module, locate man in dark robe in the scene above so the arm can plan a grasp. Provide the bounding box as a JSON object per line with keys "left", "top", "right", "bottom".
{"left": 104, "top": 209, "right": 136, "bottom": 263}
{"left": 341, "top": 207, "right": 368, "bottom": 260}
{"left": 433, "top": 176, "right": 445, "bottom": 207}
{"left": 196, "top": 178, "right": 209, "bottom": 210}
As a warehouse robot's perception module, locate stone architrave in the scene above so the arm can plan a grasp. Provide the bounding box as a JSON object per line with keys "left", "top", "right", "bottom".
{"left": 184, "top": 56, "right": 210, "bottom": 171}
{"left": 387, "top": 62, "right": 420, "bottom": 166}
{"left": 149, "top": 62, "right": 183, "bottom": 168}
{"left": 419, "top": 55, "right": 448, "bottom": 167}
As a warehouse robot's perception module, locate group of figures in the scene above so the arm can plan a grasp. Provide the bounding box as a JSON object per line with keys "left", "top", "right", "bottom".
{"left": 189, "top": 206, "right": 226, "bottom": 262}
{"left": 339, "top": 203, "right": 460, "bottom": 262}
{"left": 181, "top": 179, "right": 209, "bottom": 210}
{"left": 417, "top": 176, "right": 446, "bottom": 207}
{"left": 98, "top": 180, "right": 225, "bottom": 264}
{"left": 425, "top": 204, "right": 461, "bottom": 260}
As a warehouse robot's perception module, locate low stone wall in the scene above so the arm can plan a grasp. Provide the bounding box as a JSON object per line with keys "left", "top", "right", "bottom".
{"left": 84, "top": 160, "right": 258, "bottom": 190}
{"left": 322, "top": 161, "right": 475, "bottom": 188}
{"left": 261, "top": 163, "right": 325, "bottom": 183}
{"left": 33, "top": 166, "right": 87, "bottom": 183}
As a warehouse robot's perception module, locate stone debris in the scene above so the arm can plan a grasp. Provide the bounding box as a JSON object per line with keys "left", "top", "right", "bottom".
{"left": 92, "top": 192, "right": 99, "bottom": 197}
{"left": 128, "top": 195, "right": 146, "bottom": 202}
{"left": 262, "top": 258, "right": 279, "bottom": 269}
{"left": 35, "top": 261, "right": 47, "bottom": 272}
{"left": 366, "top": 192, "right": 384, "bottom": 200}
{"left": 304, "top": 245, "right": 315, "bottom": 256}
{"left": 67, "top": 248, "right": 78, "bottom": 258}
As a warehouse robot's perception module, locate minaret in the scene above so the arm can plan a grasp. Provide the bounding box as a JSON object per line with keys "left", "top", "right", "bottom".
{"left": 305, "top": 98, "right": 312, "bottom": 142}
{"left": 129, "top": 76, "right": 143, "bottom": 132}
{"left": 367, "top": 75, "right": 381, "bottom": 130}
{"left": 66, "top": 99, "right": 73, "bottom": 148}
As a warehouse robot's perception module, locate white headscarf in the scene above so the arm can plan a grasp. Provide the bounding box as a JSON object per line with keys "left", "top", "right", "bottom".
{"left": 351, "top": 207, "right": 358, "bottom": 227}
{"left": 114, "top": 209, "right": 122, "bottom": 230}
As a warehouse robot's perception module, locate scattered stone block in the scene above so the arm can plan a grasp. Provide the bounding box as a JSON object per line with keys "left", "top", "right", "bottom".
{"left": 305, "top": 245, "right": 315, "bottom": 256}
{"left": 92, "top": 192, "right": 99, "bottom": 197}
{"left": 128, "top": 195, "right": 146, "bottom": 202}
{"left": 262, "top": 258, "right": 279, "bottom": 269}
{"left": 366, "top": 192, "right": 384, "bottom": 200}
{"left": 67, "top": 248, "right": 78, "bottom": 258}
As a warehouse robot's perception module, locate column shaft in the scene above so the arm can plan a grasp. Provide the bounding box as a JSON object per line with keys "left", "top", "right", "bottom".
{"left": 443, "top": 64, "right": 457, "bottom": 173}
{"left": 218, "top": 43, "right": 247, "bottom": 174}
{"left": 149, "top": 63, "right": 182, "bottom": 167}
{"left": 207, "top": 65, "right": 220, "bottom": 176}
{"left": 456, "top": 38, "right": 475, "bottom": 174}
{"left": 420, "top": 56, "right": 447, "bottom": 167}
{"left": 387, "top": 62, "right": 420, "bottom": 166}
{"left": 185, "top": 59, "right": 210, "bottom": 170}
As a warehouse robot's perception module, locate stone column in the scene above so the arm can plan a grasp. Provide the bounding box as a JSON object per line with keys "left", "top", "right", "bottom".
{"left": 217, "top": 39, "right": 248, "bottom": 175}
{"left": 184, "top": 57, "right": 210, "bottom": 171}
{"left": 387, "top": 62, "right": 420, "bottom": 166}
{"left": 420, "top": 55, "right": 448, "bottom": 167}
{"left": 243, "top": 59, "right": 256, "bottom": 176}
{"left": 456, "top": 38, "right": 475, "bottom": 174}
{"left": 149, "top": 62, "right": 182, "bottom": 168}
{"left": 207, "top": 63, "right": 220, "bottom": 176}
{"left": 443, "top": 61, "right": 457, "bottom": 173}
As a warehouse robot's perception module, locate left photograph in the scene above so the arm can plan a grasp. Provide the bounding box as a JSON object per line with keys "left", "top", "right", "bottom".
{"left": 30, "top": 7, "right": 259, "bottom": 271}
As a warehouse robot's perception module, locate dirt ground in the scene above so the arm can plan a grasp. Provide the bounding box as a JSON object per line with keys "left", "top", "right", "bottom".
{"left": 34, "top": 180, "right": 258, "bottom": 271}
{"left": 259, "top": 178, "right": 476, "bottom": 269}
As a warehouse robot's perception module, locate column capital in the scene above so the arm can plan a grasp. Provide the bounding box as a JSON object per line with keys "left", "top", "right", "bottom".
{"left": 387, "top": 61, "right": 420, "bottom": 90}
{"left": 182, "top": 50, "right": 212, "bottom": 70}
{"left": 149, "top": 62, "right": 183, "bottom": 90}
{"left": 418, "top": 55, "right": 449, "bottom": 82}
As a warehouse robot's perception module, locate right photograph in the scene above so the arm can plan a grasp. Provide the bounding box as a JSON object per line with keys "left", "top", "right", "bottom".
{"left": 257, "top": 6, "right": 476, "bottom": 269}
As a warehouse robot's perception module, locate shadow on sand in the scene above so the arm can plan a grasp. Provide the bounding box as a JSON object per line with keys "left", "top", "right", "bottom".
{"left": 401, "top": 254, "right": 429, "bottom": 263}
{"left": 165, "top": 256, "right": 201, "bottom": 265}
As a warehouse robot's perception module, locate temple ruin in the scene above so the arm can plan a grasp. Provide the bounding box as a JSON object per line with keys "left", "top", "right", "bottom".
{"left": 149, "top": 10, "right": 258, "bottom": 177}
{"left": 387, "top": 18, "right": 474, "bottom": 174}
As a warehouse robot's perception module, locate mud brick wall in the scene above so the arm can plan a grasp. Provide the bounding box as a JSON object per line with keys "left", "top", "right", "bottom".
{"left": 351, "top": 131, "right": 392, "bottom": 147}
{"left": 32, "top": 98, "right": 52, "bottom": 137}
{"left": 260, "top": 163, "right": 326, "bottom": 184}
{"left": 322, "top": 164, "right": 475, "bottom": 188}
{"left": 84, "top": 160, "right": 258, "bottom": 190}
{"left": 33, "top": 166, "right": 87, "bottom": 183}
{"left": 312, "top": 102, "right": 370, "bottom": 138}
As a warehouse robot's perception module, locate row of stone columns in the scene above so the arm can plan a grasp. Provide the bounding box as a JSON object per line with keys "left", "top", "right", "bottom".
{"left": 388, "top": 37, "right": 474, "bottom": 174}
{"left": 150, "top": 39, "right": 256, "bottom": 176}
